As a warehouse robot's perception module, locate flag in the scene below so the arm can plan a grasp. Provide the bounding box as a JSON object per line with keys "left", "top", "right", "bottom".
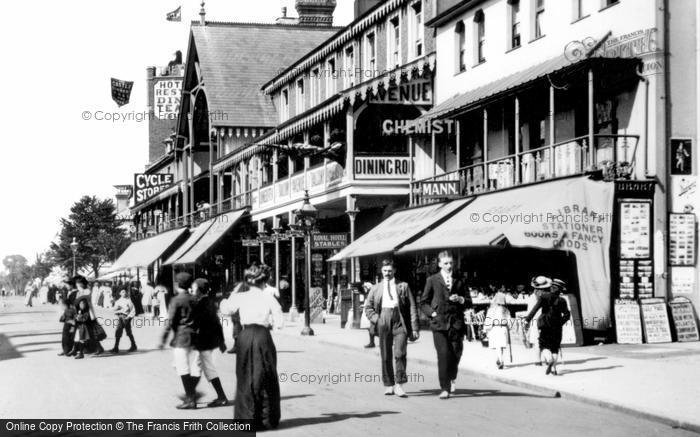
{"left": 166, "top": 6, "right": 181, "bottom": 22}
{"left": 110, "top": 78, "right": 134, "bottom": 107}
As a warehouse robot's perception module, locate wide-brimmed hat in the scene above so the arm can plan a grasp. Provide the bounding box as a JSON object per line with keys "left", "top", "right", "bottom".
{"left": 531, "top": 276, "right": 552, "bottom": 289}
{"left": 551, "top": 278, "right": 567, "bottom": 291}
{"left": 492, "top": 292, "right": 507, "bottom": 305}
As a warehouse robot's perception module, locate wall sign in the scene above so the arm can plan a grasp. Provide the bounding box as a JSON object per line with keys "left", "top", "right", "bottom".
{"left": 133, "top": 173, "right": 174, "bottom": 205}
{"left": 241, "top": 239, "right": 259, "bottom": 247}
{"left": 369, "top": 79, "right": 432, "bottom": 105}
{"left": 619, "top": 200, "right": 651, "bottom": 259}
{"left": 670, "top": 138, "right": 692, "bottom": 175}
{"left": 668, "top": 213, "right": 696, "bottom": 266}
{"left": 640, "top": 298, "right": 672, "bottom": 343}
{"left": 419, "top": 180, "right": 461, "bottom": 198}
{"left": 614, "top": 299, "right": 643, "bottom": 344}
{"left": 154, "top": 79, "right": 182, "bottom": 120}
{"left": 669, "top": 298, "right": 699, "bottom": 342}
{"left": 311, "top": 233, "right": 348, "bottom": 250}
{"left": 354, "top": 156, "right": 411, "bottom": 179}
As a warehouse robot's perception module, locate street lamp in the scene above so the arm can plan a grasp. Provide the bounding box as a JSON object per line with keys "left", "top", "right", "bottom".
{"left": 69, "top": 238, "right": 79, "bottom": 276}
{"left": 293, "top": 190, "right": 318, "bottom": 336}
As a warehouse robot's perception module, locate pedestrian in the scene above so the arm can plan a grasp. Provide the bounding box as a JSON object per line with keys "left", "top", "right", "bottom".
{"left": 363, "top": 281, "right": 377, "bottom": 348}
{"left": 57, "top": 296, "right": 77, "bottom": 356}
{"left": 73, "top": 275, "right": 106, "bottom": 355}
{"left": 220, "top": 264, "right": 284, "bottom": 430}
{"left": 131, "top": 281, "right": 144, "bottom": 316}
{"left": 159, "top": 272, "right": 200, "bottom": 410}
{"left": 100, "top": 281, "right": 113, "bottom": 309}
{"left": 525, "top": 283, "right": 544, "bottom": 365}
{"left": 484, "top": 292, "right": 511, "bottom": 369}
{"left": 142, "top": 281, "right": 155, "bottom": 316}
{"left": 91, "top": 281, "right": 100, "bottom": 308}
{"left": 364, "top": 259, "right": 419, "bottom": 397}
{"left": 155, "top": 282, "right": 169, "bottom": 322}
{"left": 420, "top": 251, "right": 471, "bottom": 399}
{"left": 24, "top": 283, "right": 34, "bottom": 307}
{"left": 73, "top": 299, "right": 92, "bottom": 359}
{"left": 524, "top": 277, "right": 571, "bottom": 376}
{"left": 109, "top": 289, "right": 138, "bottom": 354}
{"left": 223, "top": 281, "right": 246, "bottom": 354}
{"left": 262, "top": 267, "right": 280, "bottom": 300}
{"left": 191, "top": 278, "right": 229, "bottom": 407}
{"left": 278, "top": 275, "right": 290, "bottom": 312}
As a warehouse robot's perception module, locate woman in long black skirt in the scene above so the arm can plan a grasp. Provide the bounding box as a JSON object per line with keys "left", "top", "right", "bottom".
{"left": 221, "top": 264, "right": 284, "bottom": 430}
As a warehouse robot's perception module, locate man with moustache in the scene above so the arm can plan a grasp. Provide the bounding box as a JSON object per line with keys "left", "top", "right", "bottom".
{"left": 420, "top": 251, "right": 471, "bottom": 399}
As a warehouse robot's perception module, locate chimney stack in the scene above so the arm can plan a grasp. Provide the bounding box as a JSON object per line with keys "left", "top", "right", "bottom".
{"left": 295, "top": 0, "right": 337, "bottom": 27}
{"left": 276, "top": 5, "right": 298, "bottom": 25}
{"left": 199, "top": 1, "right": 206, "bottom": 25}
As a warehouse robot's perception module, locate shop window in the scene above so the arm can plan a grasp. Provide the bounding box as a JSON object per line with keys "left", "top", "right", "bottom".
{"left": 326, "top": 57, "right": 337, "bottom": 98}
{"left": 410, "top": 1, "right": 424, "bottom": 59}
{"left": 365, "top": 31, "right": 376, "bottom": 75}
{"left": 509, "top": 0, "right": 521, "bottom": 49}
{"left": 296, "top": 79, "right": 305, "bottom": 115}
{"left": 473, "top": 10, "right": 485, "bottom": 64}
{"left": 455, "top": 21, "right": 466, "bottom": 73}
{"left": 388, "top": 15, "right": 401, "bottom": 68}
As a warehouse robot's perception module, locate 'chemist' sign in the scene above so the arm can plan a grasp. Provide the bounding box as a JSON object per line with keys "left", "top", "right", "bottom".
{"left": 134, "top": 173, "right": 174, "bottom": 205}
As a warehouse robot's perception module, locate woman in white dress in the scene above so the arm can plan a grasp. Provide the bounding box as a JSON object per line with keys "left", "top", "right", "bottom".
{"left": 484, "top": 292, "right": 511, "bottom": 369}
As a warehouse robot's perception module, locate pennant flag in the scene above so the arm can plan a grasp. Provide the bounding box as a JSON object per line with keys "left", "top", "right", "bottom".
{"left": 110, "top": 78, "right": 134, "bottom": 107}
{"left": 166, "top": 6, "right": 181, "bottom": 22}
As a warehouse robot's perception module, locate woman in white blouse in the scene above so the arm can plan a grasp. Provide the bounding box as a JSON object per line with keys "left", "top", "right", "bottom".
{"left": 220, "top": 264, "right": 283, "bottom": 430}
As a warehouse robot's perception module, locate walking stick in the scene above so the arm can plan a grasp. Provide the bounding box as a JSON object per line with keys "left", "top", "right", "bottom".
{"left": 507, "top": 325, "right": 513, "bottom": 363}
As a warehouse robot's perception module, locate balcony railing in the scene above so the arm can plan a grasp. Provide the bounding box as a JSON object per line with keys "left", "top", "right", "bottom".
{"left": 411, "top": 134, "right": 640, "bottom": 205}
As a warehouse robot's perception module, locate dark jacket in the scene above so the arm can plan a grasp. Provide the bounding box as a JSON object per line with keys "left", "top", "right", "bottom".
{"left": 420, "top": 272, "right": 471, "bottom": 332}
{"left": 192, "top": 295, "right": 225, "bottom": 351}
{"left": 525, "top": 291, "right": 571, "bottom": 330}
{"left": 365, "top": 279, "right": 419, "bottom": 338}
{"left": 162, "top": 292, "right": 196, "bottom": 348}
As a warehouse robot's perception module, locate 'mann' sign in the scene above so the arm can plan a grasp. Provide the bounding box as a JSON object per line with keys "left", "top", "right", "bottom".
{"left": 419, "top": 181, "right": 461, "bottom": 198}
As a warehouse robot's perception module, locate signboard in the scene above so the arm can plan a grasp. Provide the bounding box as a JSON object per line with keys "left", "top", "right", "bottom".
{"left": 618, "top": 260, "right": 635, "bottom": 299}
{"left": 619, "top": 200, "right": 651, "bottom": 259}
{"left": 111, "top": 78, "right": 134, "bottom": 107}
{"left": 311, "top": 233, "right": 348, "bottom": 250}
{"left": 669, "top": 298, "right": 699, "bottom": 342}
{"left": 670, "top": 138, "right": 692, "bottom": 175}
{"left": 369, "top": 79, "right": 432, "bottom": 105}
{"left": 309, "top": 287, "right": 324, "bottom": 323}
{"left": 640, "top": 298, "right": 672, "bottom": 343}
{"left": 154, "top": 79, "right": 182, "bottom": 120}
{"left": 668, "top": 213, "right": 696, "bottom": 266}
{"left": 133, "top": 173, "right": 174, "bottom": 205}
{"left": 419, "top": 181, "right": 461, "bottom": 199}
{"left": 382, "top": 118, "right": 455, "bottom": 136}
{"left": 671, "top": 266, "right": 696, "bottom": 295}
{"left": 354, "top": 156, "right": 411, "bottom": 180}
{"left": 671, "top": 176, "right": 696, "bottom": 211}
{"left": 614, "top": 299, "right": 643, "bottom": 344}
{"left": 241, "top": 239, "right": 259, "bottom": 247}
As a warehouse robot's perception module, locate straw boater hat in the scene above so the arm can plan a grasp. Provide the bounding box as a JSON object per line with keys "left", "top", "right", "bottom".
{"left": 551, "top": 278, "right": 567, "bottom": 291}
{"left": 530, "top": 276, "right": 552, "bottom": 289}
{"left": 492, "top": 292, "right": 507, "bottom": 306}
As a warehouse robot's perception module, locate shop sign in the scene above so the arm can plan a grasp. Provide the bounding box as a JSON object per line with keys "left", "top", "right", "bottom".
{"left": 419, "top": 181, "right": 461, "bottom": 198}
{"left": 668, "top": 213, "right": 696, "bottom": 266}
{"left": 369, "top": 79, "right": 432, "bottom": 105}
{"left": 311, "top": 233, "right": 348, "bottom": 250}
{"left": 615, "top": 180, "right": 655, "bottom": 197}
{"left": 382, "top": 119, "right": 455, "bottom": 136}
{"left": 640, "top": 298, "right": 672, "bottom": 343}
{"left": 354, "top": 156, "right": 411, "bottom": 180}
{"left": 133, "top": 173, "right": 174, "bottom": 205}
{"left": 241, "top": 239, "right": 259, "bottom": 247}
{"left": 154, "top": 79, "right": 182, "bottom": 120}
{"left": 614, "top": 299, "right": 643, "bottom": 345}
{"left": 669, "top": 298, "right": 699, "bottom": 342}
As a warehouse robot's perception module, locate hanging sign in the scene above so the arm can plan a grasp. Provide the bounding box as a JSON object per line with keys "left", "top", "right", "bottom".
{"left": 133, "top": 173, "right": 174, "bottom": 205}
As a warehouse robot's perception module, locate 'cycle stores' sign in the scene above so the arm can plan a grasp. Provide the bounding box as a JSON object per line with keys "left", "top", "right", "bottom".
{"left": 134, "top": 173, "right": 174, "bottom": 205}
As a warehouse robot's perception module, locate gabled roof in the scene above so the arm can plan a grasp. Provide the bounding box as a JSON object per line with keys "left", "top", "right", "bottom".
{"left": 188, "top": 22, "right": 341, "bottom": 128}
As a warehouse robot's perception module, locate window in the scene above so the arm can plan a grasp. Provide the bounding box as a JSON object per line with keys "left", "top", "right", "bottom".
{"left": 388, "top": 16, "right": 401, "bottom": 68}
{"left": 573, "top": 0, "right": 594, "bottom": 20}
{"left": 365, "top": 31, "right": 376, "bottom": 75}
{"left": 296, "top": 79, "right": 304, "bottom": 114}
{"left": 602, "top": 0, "right": 619, "bottom": 8}
{"left": 310, "top": 67, "right": 320, "bottom": 106}
{"left": 326, "top": 57, "right": 336, "bottom": 98}
{"left": 410, "top": 1, "right": 424, "bottom": 59}
{"left": 455, "top": 21, "right": 466, "bottom": 73}
{"left": 534, "top": 0, "right": 545, "bottom": 39}
{"left": 344, "top": 45, "right": 355, "bottom": 88}
{"left": 474, "top": 10, "right": 485, "bottom": 64}
{"left": 510, "top": 0, "right": 521, "bottom": 49}
{"left": 280, "top": 88, "right": 289, "bottom": 121}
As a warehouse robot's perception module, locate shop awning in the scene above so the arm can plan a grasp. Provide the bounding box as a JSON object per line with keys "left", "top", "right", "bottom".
{"left": 398, "top": 176, "right": 616, "bottom": 331}
{"left": 167, "top": 209, "right": 247, "bottom": 265}
{"left": 327, "top": 199, "right": 471, "bottom": 262}
{"left": 162, "top": 219, "right": 216, "bottom": 266}
{"left": 110, "top": 228, "right": 188, "bottom": 270}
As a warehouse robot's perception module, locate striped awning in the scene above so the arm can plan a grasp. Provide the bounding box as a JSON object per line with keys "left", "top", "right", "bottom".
{"left": 110, "top": 228, "right": 188, "bottom": 270}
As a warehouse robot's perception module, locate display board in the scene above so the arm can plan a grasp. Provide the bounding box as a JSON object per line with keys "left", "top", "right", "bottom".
{"left": 669, "top": 213, "right": 696, "bottom": 266}
{"left": 309, "top": 287, "right": 324, "bottom": 323}
{"left": 614, "top": 299, "right": 643, "bottom": 344}
{"left": 619, "top": 200, "right": 652, "bottom": 259}
{"left": 669, "top": 298, "right": 699, "bottom": 342}
{"left": 640, "top": 298, "right": 672, "bottom": 343}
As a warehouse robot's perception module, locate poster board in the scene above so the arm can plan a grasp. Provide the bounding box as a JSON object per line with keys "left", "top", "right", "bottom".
{"left": 309, "top": 287, "right": 324, "bottom": 323}
{"left": 614, "top": 299, "right": 643, "bottom": 344}
{"left": 619, "top": 200, "right": 652, "bottom": 259}
{"left": 668, "top": 213, "right": 696, "bottom": 266}
{"left": 640, "top": 298, "right": 672, "bottom": 343}
{"left": 669, "top": 297, "right": 699, "bottom": 342}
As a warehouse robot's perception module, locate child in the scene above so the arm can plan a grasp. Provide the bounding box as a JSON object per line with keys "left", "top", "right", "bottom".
{"left": 74, "top": 299, "right": 92, "bottom": 359}
{"left": 110, "top": 289, "right": 137, "bottom": 353}
{"left": 484, "top": 292, "right": 511, "bottom": 369}
{"left": 58, "top": 297, "right": 77, "bottom": 356}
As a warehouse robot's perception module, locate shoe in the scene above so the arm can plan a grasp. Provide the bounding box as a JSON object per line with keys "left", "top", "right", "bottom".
{"left": 384, "top": 386, "right": 394, "bottom": 396}
{"left": 66, "top": 347, "right": 77, "bottom": 357}
{"left": 109, "top": 348, "right": 119, "bottom": 354}
{"left": 207, "top": 398, "right": 228, "bottom": 408}
{"left": 128, "top": 345, "right": 137, "bottom": 352}
{"left": 450, "top": 380, "right": 456, "bottom": 394}
{"left": 176, "top": 399, "right": 197, "bottom": 409}
{"left": 545, "top": 361, "right": 554, "bottom": 375}
{"left": 439, "top": 391, "right": 449, "bottom": 399}
{"left": 535, "top": 362, "right": 543, "bottom": 366}
{"left": 498, "top": 361, "right": 504, "bottom": 370}
{"left": 394, "top": 384, "right": 407, "bottom": 398}
{"left": 227, "top": 347, "right": 236, "bottom": 354}
{"left": 364, "top": 343, "right": 376, "bottom": 348}
{"left": 551, "top": 366, "right": 558, "bottom": 376}
{"left": 74, "top": 352, "right": 84, "bottom": 359}
{"left": 57, "top": 352, "right": 66, "bottom": 356}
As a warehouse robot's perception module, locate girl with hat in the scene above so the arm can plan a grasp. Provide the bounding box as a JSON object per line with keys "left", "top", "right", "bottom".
{"left": 484, "top": 291, "right": 511, "bottom": 369}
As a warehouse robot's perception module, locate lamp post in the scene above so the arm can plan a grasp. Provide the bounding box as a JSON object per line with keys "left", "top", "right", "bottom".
{"left": 70, "top": 238, "right": 79, "bottom": 276}
{"left": 293, "top": 190, "right": 318, "bottom": 336}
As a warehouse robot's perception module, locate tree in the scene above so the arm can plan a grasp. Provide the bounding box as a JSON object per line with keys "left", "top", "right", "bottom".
{"left": 3, "top": 255, "right": 31, "bottom": 294}
{"left": 30, "top": 252, "right": 53, "bottom": 281}
{"left": 49, "top": 196, "right": 130, "bottom": 278}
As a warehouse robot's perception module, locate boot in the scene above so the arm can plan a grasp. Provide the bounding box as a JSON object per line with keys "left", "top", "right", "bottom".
{"left": 94, "top": 342, "right": 104, "bottom": 356}
{"left": 190, "top": 376, "right": 201, "bottom": 403}
{"left": 109, "top": 337, "right": 121, "bottom": 354}
{"left": 176, "top": 375, "right": 196, "bottom": 409}
{"left": 74, "top": 343, "right": 84, "bottom": 359}
{"left": 66, "top": 344, "right": 78, "bottom": 357}
{"left": 207, "top": 377, "right": 228, "bottom": 407}
{"left": 127, "top": 335, "right": 137, "bottom": 352}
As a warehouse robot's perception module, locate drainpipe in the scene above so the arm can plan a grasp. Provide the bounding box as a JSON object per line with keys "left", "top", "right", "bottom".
{"left": 635, "top": 65, "right": 649, "bottom": 178}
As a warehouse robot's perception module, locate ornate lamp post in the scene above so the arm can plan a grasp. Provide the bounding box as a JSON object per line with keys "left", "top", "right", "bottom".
{"left": 70, "top": 238, "right": 79, "bottom": 276}
{"left": 293, "top": 190, "right": 318, "bottom": 336}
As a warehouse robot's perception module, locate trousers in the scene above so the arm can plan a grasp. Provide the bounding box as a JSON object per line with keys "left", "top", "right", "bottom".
{"left": 432, "top": 328, "right": 464, "bottom": 391}
{"left": 377, "top": 307, "right": 408, "bottom": 386}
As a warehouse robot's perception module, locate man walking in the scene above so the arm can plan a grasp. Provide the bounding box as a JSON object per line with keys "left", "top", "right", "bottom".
{"left": 420, "top": 251, "right": 471, "bottom": 399}
{"left": 110, "top": 289, "right": 138, "bottom": 354}
{"left": 365, "top": 259, "right": 419, "bottom": 397}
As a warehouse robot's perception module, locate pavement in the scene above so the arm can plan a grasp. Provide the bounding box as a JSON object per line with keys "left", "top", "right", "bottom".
{"left": 278, "top": 312, "right": 700, "bottom": 434}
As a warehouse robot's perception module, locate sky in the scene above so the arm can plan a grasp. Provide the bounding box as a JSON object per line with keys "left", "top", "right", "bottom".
{"left": 0, "top": 0, "right": 354, "bottom": 262}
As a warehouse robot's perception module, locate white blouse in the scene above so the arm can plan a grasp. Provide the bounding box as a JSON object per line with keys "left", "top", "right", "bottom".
{"left": 221, "top": 286, "right": 284, "bottom": 329}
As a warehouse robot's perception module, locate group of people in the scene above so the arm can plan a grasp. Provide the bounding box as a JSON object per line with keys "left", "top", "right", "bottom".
{"left": 363, "top": 251, "right": 572, "bottom": 400}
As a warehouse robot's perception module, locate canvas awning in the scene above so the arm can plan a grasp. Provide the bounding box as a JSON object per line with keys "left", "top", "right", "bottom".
{"left": 167, "top": 209, "right": 247, "bottom": 265}
{"left": 162, "top": 219, "right": 216, "bottom": 266}
{"left": 398, "top": 176, "right": 615, "bottom": 331}
{"left": 110, "top": 228, "right": 188, "bottom": 271}
{"left": 327, "top": 199, "right": 471, "bottom": 262}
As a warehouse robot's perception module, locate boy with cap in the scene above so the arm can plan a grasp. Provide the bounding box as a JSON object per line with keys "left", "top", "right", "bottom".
{"left": 110, "top": 289, "right": 137, "bottom": 354}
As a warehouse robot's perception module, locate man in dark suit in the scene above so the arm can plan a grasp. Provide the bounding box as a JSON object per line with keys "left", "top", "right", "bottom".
{"left": 365, "top": 259, "right": 419, "bottom": 397}
{"left": 420, "top": 251, "right": 471, "bottom": 399}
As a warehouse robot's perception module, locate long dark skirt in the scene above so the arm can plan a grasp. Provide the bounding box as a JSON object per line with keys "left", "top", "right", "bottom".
{"left": 235, "top": 325, "right": 280, "bottom": 430}
{"left": 538, "top": 326, "right": 563, "bottom": 354}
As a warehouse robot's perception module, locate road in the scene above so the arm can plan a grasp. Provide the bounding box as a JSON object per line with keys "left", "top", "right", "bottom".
{"left": 0, "top": 296, "right": 694, "bottom": 436}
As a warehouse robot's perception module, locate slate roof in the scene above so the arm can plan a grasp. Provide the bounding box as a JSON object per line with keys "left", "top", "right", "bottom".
{"left": 190, "top": 22, "right": 341, "bottom": 127}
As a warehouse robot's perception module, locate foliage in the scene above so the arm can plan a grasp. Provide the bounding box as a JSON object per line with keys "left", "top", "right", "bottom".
{"left": 2, "top": 254, "right": 31, "bottom": 294}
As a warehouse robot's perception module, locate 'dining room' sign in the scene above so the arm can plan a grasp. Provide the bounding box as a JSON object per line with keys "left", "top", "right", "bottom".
{"left": 134, "top": 173, "right": 174, "bottom": 206}
{"left": 354, "top": 156, "right": 411, "bottom": 179}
